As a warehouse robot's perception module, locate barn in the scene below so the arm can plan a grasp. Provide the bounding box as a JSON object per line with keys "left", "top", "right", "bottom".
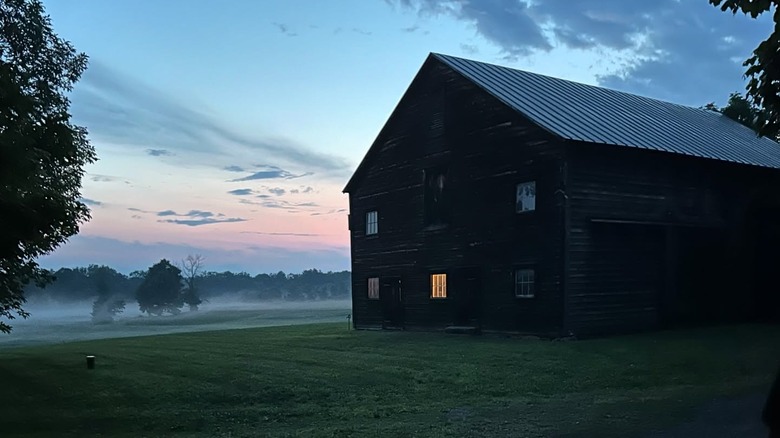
{"left": 343, "top": 53, "right": 780, "bottom": 337}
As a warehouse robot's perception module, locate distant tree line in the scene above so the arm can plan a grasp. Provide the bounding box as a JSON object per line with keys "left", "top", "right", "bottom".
{"left": 25, "top": 264, "right": 351, "bottom": 304}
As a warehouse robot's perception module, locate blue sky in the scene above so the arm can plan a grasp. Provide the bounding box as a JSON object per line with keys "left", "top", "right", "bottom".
{"left": 38, "top": 0, "right": 772, "bottom": 274}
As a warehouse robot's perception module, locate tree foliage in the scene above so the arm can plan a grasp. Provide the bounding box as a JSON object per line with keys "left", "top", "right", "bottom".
{"left": 135, "top": 260, "right": 184, "bottom": 316}
{"left": 88, "top": 265, "right": 125, "bottom": 324}
{"left": 25, "top": 266, "right": 352, "bottom": 303}
{"left": 0, "top": 0, "right": 95, "bottom": 333}
{"left": 710, "top": 0, "right": 780, "bottom": 138}
{"left": 180, "top": 254, "right": 204, "bottom": 311}
{"left": 704, "top": 92, "right": 776, "bottom": 138}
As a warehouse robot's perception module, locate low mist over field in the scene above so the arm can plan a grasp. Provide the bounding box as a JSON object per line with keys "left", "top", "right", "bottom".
{"left": 2, "top": 296, "right": 351, "bottom": 348}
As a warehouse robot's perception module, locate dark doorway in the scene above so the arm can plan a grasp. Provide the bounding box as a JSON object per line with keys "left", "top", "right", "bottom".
{"left": 380, "top": 277, "right": 404, "bottom": 329}
{"left": 745, "top": 200, "right": 780, "bottom": 322}
{"left": 453, "top": 268, "right": 481, "bottom": 327}
{"left": 661, "top": 227, "right": 731, "bottom": 327}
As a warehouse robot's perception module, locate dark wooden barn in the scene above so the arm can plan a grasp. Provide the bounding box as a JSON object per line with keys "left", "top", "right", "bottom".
{"left": 343, "top": 53, "right": 780, "bottom": 337}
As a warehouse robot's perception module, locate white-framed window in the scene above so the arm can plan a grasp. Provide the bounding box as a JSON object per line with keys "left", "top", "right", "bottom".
{"left": 366, "top": 211, "right": 378, "bottom": 235}
{"left": 515, "top": 269, "right": 535, "bottom": 298}
{"left": 367, "top": 277, "right": 379, "bottom": 300}
{"left": 431, "top": 273, "right": 447, "bottom": 299}
{"left": 516, "top": 181, "right": 536, "bottom": 213}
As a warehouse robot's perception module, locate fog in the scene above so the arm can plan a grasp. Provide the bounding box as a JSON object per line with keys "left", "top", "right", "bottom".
{"left": 0, "top": 297, "right": 352, "bottom": 348}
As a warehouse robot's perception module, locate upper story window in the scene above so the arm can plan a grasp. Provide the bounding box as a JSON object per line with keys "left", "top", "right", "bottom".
{"left": 431, "top": 273, "right": 447, "bottom": 299}
{"left": 515, "top": 269, "right": 535, "bottom": 298}
{"left": 366, "top": 211, "right": 378, "bottom": 235}
{"left": 424, "top": 167, "right": 449, "bottom": 226}
{"left": 367, "top": 277, "right": 379, "bottom": 300}
{"left": 516, "top": 181, "right": 536, "bottom": 213}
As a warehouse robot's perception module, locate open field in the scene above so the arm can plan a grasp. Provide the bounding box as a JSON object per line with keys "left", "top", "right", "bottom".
{"left": 1, "top": 323, "right": 778, "bottom": 437}
{"left": 0, "top": 299, "right": 351, "bottom": 348}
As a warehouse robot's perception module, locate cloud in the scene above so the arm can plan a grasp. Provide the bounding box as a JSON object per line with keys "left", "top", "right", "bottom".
{"left": 352, "top": 28, "right": 372, "bottom": 36}
{"left": 127, "top": 207, "right": 155, "bottom": 214}
{"left": 238, "top": 198, "right": 319, "bottom": 211}
{"left": 310, "top": 208, "right": 347, "bottom": 216}
{"left": 72, "top": 61, "right": 350, "bottom": 173}
{"left": 184, "top": 210, "right": 214, "bottom": 218}
{"left": 153, "top": 209, "right": 244, "bottom": 225}
{"left": 273, "top": 22, "right": 298, "bottom": 37}
{"left": 268, "top": 187, "right": 286, "bottom": 196}
{"left": 146, "top": 148, "right": 173, "bottom": 157}
{"left": 159, "top": 217, "right": 247, "bottom": 227}
{"left": 80, "top": 198, "right": 103, "bottom": 207}
{"left": 228, "top": 165, "right": 312, "bottom": 181}
{"left": 90, "top": 174, "right": 122, "bottom": 183}
{"left": 227, "top": 188, "right": 253, "bottom": 196}
{"left": 391, "top": 0, "right": 773, "bottom": 106}
{"left": 403, "top": 25, "right": 419, "bottom": 32}
{"left": 223, "top": 165, "right": 245, "bottom": 172}
{"left": 460, "top": 43, "right": 479, "bottom": 55}
{"left": 393, "top": 0, "right": 550, "bottom": 56}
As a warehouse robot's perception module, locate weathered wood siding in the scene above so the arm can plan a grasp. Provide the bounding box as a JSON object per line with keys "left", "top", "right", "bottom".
{"left": 348, "top": 58, "right": 566, "bottom": 334}
{"left": 565, "top": 141, "right": 780, "bottom": 336}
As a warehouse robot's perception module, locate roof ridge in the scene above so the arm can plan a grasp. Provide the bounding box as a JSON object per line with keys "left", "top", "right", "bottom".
{"left": 431, "top": 52, "right": 713, "bottom": 114}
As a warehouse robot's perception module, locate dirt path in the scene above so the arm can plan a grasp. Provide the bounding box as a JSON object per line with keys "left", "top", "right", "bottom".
{"left": 643, "top": 392, "right": 769, "bottom": 438}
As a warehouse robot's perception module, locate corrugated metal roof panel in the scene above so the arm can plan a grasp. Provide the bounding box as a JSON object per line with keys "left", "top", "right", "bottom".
{"left": 434, "top": 53, "right": 780, "bottom": 169}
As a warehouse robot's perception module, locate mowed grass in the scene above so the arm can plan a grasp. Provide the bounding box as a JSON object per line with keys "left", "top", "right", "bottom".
{"left": 1, "top": 323, "right": 778, "bottom": 437}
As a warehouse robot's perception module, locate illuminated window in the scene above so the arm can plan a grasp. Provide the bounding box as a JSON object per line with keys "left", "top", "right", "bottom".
{"left": 515, "top": 269, "right": 535, "bottom": 298}
{"left": 431, "top": 273, "right": 447, "bottom": 299}
{"left": 366, "top": 211, "right": 378, "bottom": 235}
{"left": 367, "top": 277, "right": 379, "bottom": 300}
{"left": 516, "top": 181, "right": 536, "bottom": 213}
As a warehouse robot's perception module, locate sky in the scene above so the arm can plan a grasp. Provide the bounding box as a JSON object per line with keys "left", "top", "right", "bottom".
{"left": 37, "top": 0, "right": 773, "bottom": 274}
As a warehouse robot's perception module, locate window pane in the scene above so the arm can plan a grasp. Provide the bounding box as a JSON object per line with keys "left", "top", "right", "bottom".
{"left": 366, "top": 211, "right": 378, "bottom": 235}
{"left": 516, "top": 181, "right": 536, "bottom": 213}
{"left": 431, "top": 273, "right": 447, "bottom": 298}
{"left": 515, "top": 269, "right": 535, "bottom": 298}
{"left": 368, "top": 277, "right": 379, "bottom": 299}
{"left": 424, "top": 168, "right": 449, "bottom": 225}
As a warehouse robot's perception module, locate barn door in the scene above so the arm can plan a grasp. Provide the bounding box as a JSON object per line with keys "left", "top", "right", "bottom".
{"left": 380, "top": 277, "right": 403, "bottom": 329}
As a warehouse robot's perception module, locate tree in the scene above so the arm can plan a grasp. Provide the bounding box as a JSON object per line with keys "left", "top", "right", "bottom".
{"left": 87, "top": 265, "right": 125, "bottom": 324}
{"left": 0, "top": 0, "right": 95, "bottom": 333}
{"left": 704, "top": 92, "right": 774, "bottom": 136}
{"left": 135, "top": 260, "right": 184, "bottom": 316}
{"left": 710, "top": 0, "right": 780, "bottom": 138}
{"left": 180, "top": 254, "right": 204, "bottom": 311}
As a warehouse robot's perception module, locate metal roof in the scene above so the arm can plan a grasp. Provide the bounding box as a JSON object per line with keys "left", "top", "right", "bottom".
{"left": 433, "top": 53, "right": 780, "bottom": 169}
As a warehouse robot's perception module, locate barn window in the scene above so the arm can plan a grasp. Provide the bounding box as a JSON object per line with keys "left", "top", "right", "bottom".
{"left": 430, "top": 273, "right": 447, "bottom": 299}
{"left": 366, "top": 211, "right": 378, "bottom": 235}
{"left": 515, "top": 269, "right": 535, "bottom": 298}
{"left": 516, "top": 181, "right": 536, "bottom": 213}
{"left": 424, "top": 167, "right": 449, "bottom": 226}
{"left": 367, "top": 277, "right": 379, "bottom": 300}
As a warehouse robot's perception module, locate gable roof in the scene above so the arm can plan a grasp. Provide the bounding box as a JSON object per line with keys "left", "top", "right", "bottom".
{"left": 344, "top": 53, "right": 780, "bottom": 193}
{"left": 433, "top": 53, "right": 780, "bottom": 169}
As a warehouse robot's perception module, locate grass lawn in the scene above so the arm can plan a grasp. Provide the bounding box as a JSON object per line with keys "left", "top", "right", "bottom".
{"left": 1, "top": 323, "right": 778, "bottom": 437}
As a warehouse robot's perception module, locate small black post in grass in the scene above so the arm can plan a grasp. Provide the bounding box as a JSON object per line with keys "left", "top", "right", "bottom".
{"left": 346, "top": 314, "right": 351, "bottom": 330}
{"left": 86, "top": 355, "right": 95, "bottom": 370}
